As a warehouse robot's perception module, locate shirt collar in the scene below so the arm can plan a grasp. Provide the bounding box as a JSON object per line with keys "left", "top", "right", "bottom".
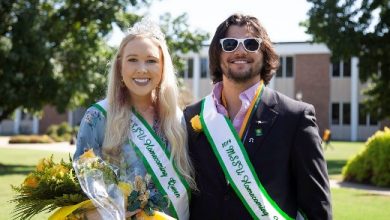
{"left": 212, "top": 81, "right": 261, "bottom": 109}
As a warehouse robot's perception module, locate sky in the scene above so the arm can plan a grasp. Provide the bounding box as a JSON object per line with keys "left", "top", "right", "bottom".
{"left": 108, "top": 0, "right": 313, "bottom": 46}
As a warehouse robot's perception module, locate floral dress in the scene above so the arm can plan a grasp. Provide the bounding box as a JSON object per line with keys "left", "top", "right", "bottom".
{"left": 74, "top": 106, "right": 177, "bottom": 217}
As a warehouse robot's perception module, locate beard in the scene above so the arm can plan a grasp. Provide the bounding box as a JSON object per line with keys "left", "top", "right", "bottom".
{"left": 224, "top": 66, "right": 261, "bottom": 83}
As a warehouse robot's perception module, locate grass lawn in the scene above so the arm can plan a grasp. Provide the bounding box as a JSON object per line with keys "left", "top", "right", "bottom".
{"left": 0, "top": 148, "right": 70, "bottom": 220}
{"left": 332, "top": 188, "right": 390, "bottom": 219}
{"left": 1, "top": 142, "right": 389, "bottom": 219}
{"left": 323, "top": 141, "right": 365, "bottom": 180}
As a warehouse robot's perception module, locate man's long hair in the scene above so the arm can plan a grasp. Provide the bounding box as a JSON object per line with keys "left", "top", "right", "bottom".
{"left": 209, "top": 13, "right": 279, "bottom": 85}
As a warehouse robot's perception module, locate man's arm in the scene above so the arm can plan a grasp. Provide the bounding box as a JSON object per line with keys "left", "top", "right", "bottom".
{"left": 291, "top": 105, "right": 332, "bottom": 219}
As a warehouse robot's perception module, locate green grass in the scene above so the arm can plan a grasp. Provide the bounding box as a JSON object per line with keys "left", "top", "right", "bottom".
{"left": 332, "top": 188, "right": 390, "bottom": 219}
{"left": 323, "top": 141, "right": 365, "bottom": 180}
{"left": 1, "top": 142, "right": 389, "bottom": 219}
{"left": 0, "top": 148, "right": 70, "bottom": 220}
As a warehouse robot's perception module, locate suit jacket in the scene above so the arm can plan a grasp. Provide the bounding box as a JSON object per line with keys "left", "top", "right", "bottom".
{"left": 184, "top": 87, "right": 332, "bottom": 220}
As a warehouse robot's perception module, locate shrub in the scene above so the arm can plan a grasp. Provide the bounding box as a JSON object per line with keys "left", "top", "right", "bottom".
{"left": 46, "top": 122, "right": 76, "bottom": 142}
{"left": 342, "top": 127, "right": 390, "bottom": 187}
{"left": 9, "top": 135, "right": 54, "bottom": 144}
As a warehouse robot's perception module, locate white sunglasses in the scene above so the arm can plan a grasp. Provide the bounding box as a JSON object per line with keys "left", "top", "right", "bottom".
{"left": 219, "top": 38, "right": 262, "bottom": 52}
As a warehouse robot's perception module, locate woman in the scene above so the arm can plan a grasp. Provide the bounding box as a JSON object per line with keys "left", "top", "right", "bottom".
{"left": 74, "top": 18, "right": 194, "bottom": 219}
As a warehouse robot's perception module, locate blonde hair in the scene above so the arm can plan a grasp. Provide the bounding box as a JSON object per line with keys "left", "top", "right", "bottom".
{"left": 102, "top": 19, "right": 195, "bottom": 189}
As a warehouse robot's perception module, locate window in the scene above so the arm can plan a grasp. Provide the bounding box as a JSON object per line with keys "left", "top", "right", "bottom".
{"left": 276, "top": 56, "right": 293, "bottom": 78}
{"left": 331, "top": 103, "right": 340, "bottom": 125}
{"left": 21, "top": 111, "right": 32, "bottom": 120}
{"left": 370, "top": 113, "right": 378, "bottom": 125}
{"left": 343, "top": 60, "right": 351, "bottom": 77}
{"left": 276, "top": 57, "right": 283, "bottom": 77}
{"left": 342, "top": 103, "right": 351, "bottom": 125}
{"left": 187, "top": 58, "right": 193, "bottom": 78}
{"left": 358, "top": 104, "right": 367, "bottom": 125}
{"left": 285, "top": 57, "right": 293, "bottom": 77}
{"left": 332, "top": 58, "right": 351, "bottom": 77}
{"left": 200, "top": 58, "right": 208, "bottom": 78}
{"left": 332, "top": 61, "right": 340, "bottom": 77}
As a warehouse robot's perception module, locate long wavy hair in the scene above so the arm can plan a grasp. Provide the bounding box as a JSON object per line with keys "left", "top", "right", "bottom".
{"left": 102, "top": 29, "right": 195, "bottom": 188}
{"left": 209, "top": 13, "right": 279, "bottom": 85}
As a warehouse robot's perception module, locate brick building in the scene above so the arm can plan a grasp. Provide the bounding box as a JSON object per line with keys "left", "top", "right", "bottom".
{"left": 179, "top": 42, "right": 383, "bottom": 141}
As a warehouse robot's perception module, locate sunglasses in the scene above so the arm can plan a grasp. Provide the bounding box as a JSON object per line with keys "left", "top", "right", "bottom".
{"left": 219, "top": 38, "right": 262, "bottom": 52}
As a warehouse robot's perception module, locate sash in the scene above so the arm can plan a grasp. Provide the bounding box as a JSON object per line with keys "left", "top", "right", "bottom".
{"left": 200, "top": 95, "right": 293, "bottom": 220}
{"left": 93, "top": 100, "right": 190, "bottom": 220}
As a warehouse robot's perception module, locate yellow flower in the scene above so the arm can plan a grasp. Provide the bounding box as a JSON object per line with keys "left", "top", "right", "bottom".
{"left": 24, "top": 174, "right": 39, "bottom": 188}
{"left": 36, "top": 158, "right": 51, "bottom": 172}
{"left": 79, "top": 148, "right": 96, "bottom": 161}
{"left": 118, "top": 181, "right": 132, "bottom": 197}
{"left": 190, "top": 114, "right": 202, "bottom": 133}
{"left": 50, "top": 164, "right": 69, "bottom": 177}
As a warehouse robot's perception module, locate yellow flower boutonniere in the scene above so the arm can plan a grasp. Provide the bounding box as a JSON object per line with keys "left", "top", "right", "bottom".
{"left": 190, "top": 114, "right": 202, "bottom": 133}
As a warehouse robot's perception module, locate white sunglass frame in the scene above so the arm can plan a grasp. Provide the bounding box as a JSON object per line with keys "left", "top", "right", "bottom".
{"left": 219, "top": 37, "right": 263, "bottom": 52}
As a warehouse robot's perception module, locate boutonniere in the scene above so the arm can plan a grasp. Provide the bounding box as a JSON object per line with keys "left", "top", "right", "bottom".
{"left": 190, "top": 114, "right": 202, "bottom": 133}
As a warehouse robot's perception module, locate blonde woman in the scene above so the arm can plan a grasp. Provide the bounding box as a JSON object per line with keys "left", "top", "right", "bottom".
{"left": 74, "top": 18, "right": 194, "bottom": 220}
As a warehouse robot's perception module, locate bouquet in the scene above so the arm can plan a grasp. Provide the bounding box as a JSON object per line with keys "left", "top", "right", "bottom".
{"left": 11, "top": 149, "right": 174, "bottom": 220}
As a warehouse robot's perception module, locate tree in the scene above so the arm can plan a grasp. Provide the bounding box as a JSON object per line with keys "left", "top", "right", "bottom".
{"left": 302, "top": 0, "right": 390, "bottom": 119}
{"left": 0, "top": 0, "right": 208, "bottom": 121}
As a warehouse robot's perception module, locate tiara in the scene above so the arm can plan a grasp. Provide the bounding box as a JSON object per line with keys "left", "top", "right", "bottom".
{"left": 127, "top": 17, "right": 165, "bottom": 42}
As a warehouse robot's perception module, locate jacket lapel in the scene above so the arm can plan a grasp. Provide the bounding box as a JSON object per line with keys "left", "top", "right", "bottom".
{"left": 243, "top": 87, "right": 279, "bottom": 157}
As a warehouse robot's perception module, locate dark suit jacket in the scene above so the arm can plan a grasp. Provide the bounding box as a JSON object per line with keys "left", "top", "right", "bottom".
{"left": 184, "top": 87, "right": 332, "bottom": 220}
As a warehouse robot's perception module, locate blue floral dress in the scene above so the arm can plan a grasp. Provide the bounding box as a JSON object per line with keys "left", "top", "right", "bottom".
{"left": 74, "top": 106, "right": 180, "bottom": 218}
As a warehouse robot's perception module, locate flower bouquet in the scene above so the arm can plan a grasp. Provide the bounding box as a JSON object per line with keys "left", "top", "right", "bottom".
{"left": 11, "top": 149, "right": 175, "bottom": 219}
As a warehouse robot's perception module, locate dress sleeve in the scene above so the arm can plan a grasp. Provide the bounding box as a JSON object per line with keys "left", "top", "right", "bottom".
{"left": 73, "top": 107, "right": 106, "bottom": 159}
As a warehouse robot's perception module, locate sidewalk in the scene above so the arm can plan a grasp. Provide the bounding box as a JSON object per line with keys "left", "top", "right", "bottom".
{"left": 0, "top": 136, "right": 75, "bottom": 153}
{"left": 330, "top": 179, "right": 390, "bottom": 196}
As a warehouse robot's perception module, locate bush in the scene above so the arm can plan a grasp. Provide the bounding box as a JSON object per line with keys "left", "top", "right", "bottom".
{"left": 9, "top": 135, "right": 54, "bottom": 144}
{"left": 46, "top": 122, "right": 76, "bottom": 142}
{"left": 342, "top": 127, "right": 390, "bottom": 187}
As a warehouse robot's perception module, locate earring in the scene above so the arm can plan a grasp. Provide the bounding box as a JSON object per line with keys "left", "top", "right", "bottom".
{"left": 120, "top": 79, "right": 125, "bottom": 87}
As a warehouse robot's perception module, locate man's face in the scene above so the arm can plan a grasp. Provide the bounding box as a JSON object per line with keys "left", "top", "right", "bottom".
{"left": 220, "top": 25, "right": 264, "bottom": 83}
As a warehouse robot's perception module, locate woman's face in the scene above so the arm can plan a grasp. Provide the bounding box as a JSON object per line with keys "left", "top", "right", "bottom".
{"left": 121, "top": 37, "right": 163, "bottom": 101}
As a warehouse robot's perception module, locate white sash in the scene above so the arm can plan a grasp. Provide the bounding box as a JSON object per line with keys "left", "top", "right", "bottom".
{"left": 130, "top": 111, "right": 190, "bottom": 220}
{"left": 93, "top": 99, "right": 190, "bottom": 220}
{"left": 200, "top": 95, "right": 293, "bottom": 220}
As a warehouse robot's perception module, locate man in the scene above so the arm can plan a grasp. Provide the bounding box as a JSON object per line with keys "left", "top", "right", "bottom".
{"left": 184, "top": 13, "right": 332, "bottom": 219}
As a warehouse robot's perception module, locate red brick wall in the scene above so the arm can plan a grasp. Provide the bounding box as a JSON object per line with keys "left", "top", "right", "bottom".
{"left": 39, "top": 106, "right": 68, "bottom": 134}
{"left": 295, "top": 54, "right": 330, "bottom": 134}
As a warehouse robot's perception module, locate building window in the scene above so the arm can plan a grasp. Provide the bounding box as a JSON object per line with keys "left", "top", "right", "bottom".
{"left": 285, "top": 57, "right": 293, "bottom": 77}
{"left": 332, "top": 58, "right": 351, "bottom": 77}
{"left": 332, "top": 61, "right": 340, "bottom": 77}
{"left": 369, "top": 113, "right": 378, "bottom": 125}
{"left": 276, "top": 56, "right": 293, "bottom": 78}
{"left": 21, "top": 111, "right": 32, "bottom": 120}
{"left": 200, "top": 57, "right": 208, "bottom": 78}
{"left": 276, "top": 57, "right": 283, "bottom": 77}
{"left": 342, "top": 103, "right": 351, "bottom": 125}
{"left": 187, "top": 58, "right": 193, "bottom": 79}
{"left": 358, "top": 103, "right": 379, "bottom": 126}
{"left": 358, "top": 104, "right": 367, "bottom": 125}
{"left": 331, "top": 103, "right": 340, "bottom": 125}
{"left": 343, "top": 59, "right": 351, "bottom": 77}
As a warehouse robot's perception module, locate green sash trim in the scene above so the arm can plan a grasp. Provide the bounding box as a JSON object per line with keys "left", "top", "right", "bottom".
{"left": 200, "top": 95, "right": 293, "bottom": 220}
{"left": 92, "top": 101, "right": 107, "bottom": 118}
{"left": 130, "top": 109, "right": 190, "bottom": 220}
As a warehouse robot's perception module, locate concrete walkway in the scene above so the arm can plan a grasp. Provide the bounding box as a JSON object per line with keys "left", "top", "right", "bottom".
{"left": 0, "top": 136, "right": 75, "bottom": 153}
{"left": 1, "top": 136, "right": 389, "bottom": 196}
